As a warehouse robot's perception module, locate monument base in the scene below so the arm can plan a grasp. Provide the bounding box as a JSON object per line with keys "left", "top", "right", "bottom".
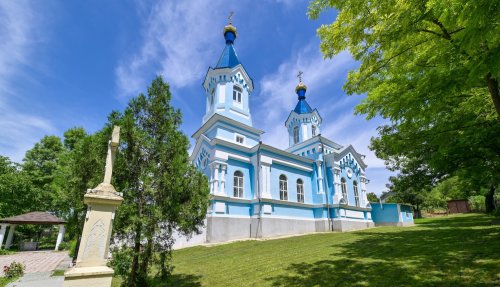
{"left": 63, "top": 266, "right": 114, "bottom": 287}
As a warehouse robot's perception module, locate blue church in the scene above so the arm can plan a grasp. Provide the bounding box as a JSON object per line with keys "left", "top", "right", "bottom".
{"left": 187, "top": 21, "right": 374, "bottom": 245}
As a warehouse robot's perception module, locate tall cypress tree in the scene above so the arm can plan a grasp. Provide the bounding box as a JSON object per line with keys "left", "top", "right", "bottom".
{"left": 111, "top": 76, "right": 210, "bottom": 286}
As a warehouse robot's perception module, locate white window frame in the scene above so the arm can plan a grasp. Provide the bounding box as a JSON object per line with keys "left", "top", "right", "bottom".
{"left": 235, "top": 134, "right": 245, "bottom": 144}
{"left": 297, "top": 179, "right": 304, "bottom": 203}
{"left": 293, "top": 126, "right": 299, "bottom": 144}
{"left": 279, "top": 175, "right": 288, "bottom": 201}
{"left": 233, "top": 171, "right": 244, "bottom": 198}
{"left": 353, "top": 181, "right": 360, "bottom": 207}
{"left": 312, "top": 125, "right": 316, "bottom": 136}
{"left": 341, "top": 177, "right": 348, "bottom": 204}
{"left": 233, "top": 85, "right": 242, "bottom": 104}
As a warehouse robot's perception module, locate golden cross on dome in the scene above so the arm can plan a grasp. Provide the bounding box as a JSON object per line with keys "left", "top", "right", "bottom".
{"left": 297, "top": 71, "right": 303, "bottom": 82}
{"left": 228, "top": 11, "right": 234, "bottom": 25}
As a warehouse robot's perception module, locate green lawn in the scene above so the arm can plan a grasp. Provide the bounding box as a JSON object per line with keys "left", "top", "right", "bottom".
{"left": 113, "top": 213, "right": 500, "bottom": 286}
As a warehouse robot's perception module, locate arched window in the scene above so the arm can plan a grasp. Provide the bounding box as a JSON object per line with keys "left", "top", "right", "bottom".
{"left": 233, "top": 86, "right": 242, "bottom": 104}
{"left": 296, "top": 179, "right": 304, "bottom": 203}
{"left": 279, "top": 175, "right": 288, "bottom": 200}
{"left": 312, "top": 125, "right": 317, "bottom": 136}
{"left": 293, "top": 126, "right": 299, "bottom": 144}
{"left": 353, "top": 181, "right": 360, "bottom": 207}
{"left": 341, "top": 177, "right": 348, "bottom": 204}
{"left": 233, "top": 171, "right": 243, "bottom": 198}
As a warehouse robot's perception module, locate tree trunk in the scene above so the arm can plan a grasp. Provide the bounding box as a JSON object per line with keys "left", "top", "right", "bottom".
{"left": 414, "top": 203, "right": 422, "bottom": 218}
{"left": 127, "top": 220, "right": 142, "bottom": 287}
{"left": 485, "top": 185, "right": 496, "bottom": 213}
{"left": 486, "top": 73, "right": 500, "bottom": 118}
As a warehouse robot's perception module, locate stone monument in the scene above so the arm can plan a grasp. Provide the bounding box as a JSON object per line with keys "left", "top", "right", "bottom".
{"left": 64, "top": 126, "right": 123, "bottom": 287}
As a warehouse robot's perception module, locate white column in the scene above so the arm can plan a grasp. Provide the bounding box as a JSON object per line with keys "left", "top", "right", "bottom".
{"left": 219, "top": 163, "right": 227, "bottom": 196}
{"left": 316, "top": 161, "right": 324, "bottom": 194}
{"left": 0, "top": 224, "right": 8, "bottom": 249}
{"left": 5, "top": 224, "right": 16, "bottom": 249}
{"left": 360, "top": 175, "right": 368, "bottom": 207}
{"left": 211, "top": 163, "right": 219, "bottom": 195}
{"left": 332, "top": 167, "right": 341, "bottom": 203}
{"left": 55, "top": 224, "right": 66, "bottom": 251}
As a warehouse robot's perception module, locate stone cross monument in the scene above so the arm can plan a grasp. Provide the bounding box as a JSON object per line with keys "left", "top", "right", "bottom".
{"left": 64, "top": 126, "right": 123, "bottom": 287}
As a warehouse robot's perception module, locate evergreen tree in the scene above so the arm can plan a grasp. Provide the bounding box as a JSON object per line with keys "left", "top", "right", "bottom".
{"left": 111, "top": 76, "right": 210, "bottom": 286}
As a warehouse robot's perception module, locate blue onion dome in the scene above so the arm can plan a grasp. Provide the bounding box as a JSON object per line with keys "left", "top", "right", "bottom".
{"left": 224, "top": 23, "right": 237, "bottom": 44}
{"left": 295, "top": 81, "right": 307, "bottom": 100}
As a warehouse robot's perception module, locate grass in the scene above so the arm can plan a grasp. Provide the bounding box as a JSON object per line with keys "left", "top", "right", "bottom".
{"left": 0, "top": 277, "right": 17, "bottom": 287}
{"left": 51, "top": 269, "right": 66, "bottom": 276}
{"left": 112, "top": 213, "right": 500, "bottom": 286}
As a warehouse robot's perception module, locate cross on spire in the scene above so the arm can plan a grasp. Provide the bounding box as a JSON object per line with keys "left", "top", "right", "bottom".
{"left": 228, "top": 11, "right": 234, "bottom": 25}
{"left": 297, "top": 71, "right": 303, "bottom": 83}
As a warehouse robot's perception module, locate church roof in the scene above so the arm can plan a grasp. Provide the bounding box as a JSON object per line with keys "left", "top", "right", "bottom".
{"left": 216, "top": 44, "right": 241, "bottom": 69}
{"left": 294, "top": 99, "right": 313, "bottom": 114}
{"left": 215, "top": 23, "right": 241, "bottom": 69}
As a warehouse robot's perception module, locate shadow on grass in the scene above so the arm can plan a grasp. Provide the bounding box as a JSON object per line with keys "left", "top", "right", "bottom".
{"left": 149, "top": 273, "right": 202, "bottom": 287}
{"left": 267, "top": 214, "right": 500, "bottom": 287}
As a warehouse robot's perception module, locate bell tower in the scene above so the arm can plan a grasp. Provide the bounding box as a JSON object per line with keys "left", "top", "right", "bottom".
{"left": 285, "top": 72, "right": 322, "bottom": 147}
{"left": 202, "top": 14, "right": 254, "bottom": 127}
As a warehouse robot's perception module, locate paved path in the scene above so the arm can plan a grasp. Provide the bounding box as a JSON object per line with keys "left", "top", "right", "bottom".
{"left": 0, "top": 251, "right": 68, "bottom": 274}
{"left": 6, "top": 272, "right": 64, "bottom": 287}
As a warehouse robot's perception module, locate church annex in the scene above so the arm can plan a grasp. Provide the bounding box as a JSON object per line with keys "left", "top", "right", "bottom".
{"left": 187, "top": 21, "right": 374, "bottom": 245}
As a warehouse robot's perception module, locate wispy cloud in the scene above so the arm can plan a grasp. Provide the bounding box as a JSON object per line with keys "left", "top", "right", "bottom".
{"left": 0, "top": 1, "right": 55, "bottom": 162}
{"left": 115, "top": 0, "right": 228, "bottom": 99}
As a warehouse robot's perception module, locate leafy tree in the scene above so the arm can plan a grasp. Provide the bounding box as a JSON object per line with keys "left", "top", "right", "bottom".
{"left": 367, "top": 192, "right": 379, "bottom": 202}
{"left": 110, "top": 76, "right": 210, "bottom": 286}
{"left": 309, "top": 0, "right": 500, "bottom": 210}
{"left": 52, "top": 127, "right": 106, "bottom": 238}
{"left": 22, "top": 136, "right": 65, "bottom": 212}
{"left": 0, "top": 156, "right": 33, "bottom": 218}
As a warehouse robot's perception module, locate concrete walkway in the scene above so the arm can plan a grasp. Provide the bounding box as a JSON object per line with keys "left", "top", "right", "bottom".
{"left": 1, "top": 251, "right": 70, "bottom": 287}
{"left": 6, "top": 272, "right": 64, "bottom": 287}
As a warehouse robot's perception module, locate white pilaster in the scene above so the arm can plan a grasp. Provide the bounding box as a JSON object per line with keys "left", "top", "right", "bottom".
{"left": 5, "top": 224, "right": 16, "bottom": 249}
{"left": 219, "top": 163, "right": 227, "bottom": 196}
{"left": 316, "top": 161, "right": 324, "bottom": 194}
{"left": 211, "top": 163, "right": 220, "bottom": 195}
{"left": 332, "top": 167, "right": 341, "bottom": 203}
{"left": 0, "top": 224, "right": 8, "bottom": 249}
{"left": 360, "top": 175, "right": 368, "bottom": 207}
{"left": 55, "top": 224, "right": 66, "bottom": 251}
{"left": 261, "top": 163, "right": 272, "bottom": 198}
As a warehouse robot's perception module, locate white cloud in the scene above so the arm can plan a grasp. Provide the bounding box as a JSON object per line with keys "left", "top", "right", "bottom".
{"left": 0, "top": 1, "right": 55, "bottom": 162}
{"left": 115, "top": 0, "right": 229, "bottom": 99}
{"left": 254, "top": 45, "right": 356, "bottom": 148}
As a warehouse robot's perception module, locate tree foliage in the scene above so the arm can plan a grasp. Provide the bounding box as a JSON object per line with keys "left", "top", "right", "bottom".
{"left": 110, "top": 76, "right": 210, "bottom": 286}
{"left": 309, "top": 0, "right": 500, "bottom": 208}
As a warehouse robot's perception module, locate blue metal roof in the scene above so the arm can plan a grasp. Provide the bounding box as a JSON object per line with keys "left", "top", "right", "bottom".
{"left": 216, "top": 43, "right": 240, "bottom": 68}
{"left": 294, "top": 99, "right": 313, "bottom": 114}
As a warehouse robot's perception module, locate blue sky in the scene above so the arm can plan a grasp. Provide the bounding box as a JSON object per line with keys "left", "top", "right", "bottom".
{"left": 0, "top": 0, "right": 394, "bottom": 194}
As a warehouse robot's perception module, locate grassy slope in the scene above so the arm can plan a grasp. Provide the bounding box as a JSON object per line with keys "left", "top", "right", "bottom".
{"left": 114, "top": 213, "right": 500, "bottom": 286}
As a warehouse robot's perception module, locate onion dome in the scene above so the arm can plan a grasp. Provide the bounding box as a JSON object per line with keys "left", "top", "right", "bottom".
{"left": 223, "top": 24, "right": 237, "bottom": 44}
{"left": 293, "top": 72, "right": 312, "bottom": 114}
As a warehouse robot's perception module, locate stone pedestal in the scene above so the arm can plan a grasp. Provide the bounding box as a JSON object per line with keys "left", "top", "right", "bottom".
{"left": 64, "top": 183, "right": 123, "bottom": 287}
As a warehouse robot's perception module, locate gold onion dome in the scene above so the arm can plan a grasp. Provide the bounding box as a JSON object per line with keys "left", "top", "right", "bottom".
{"left": 295, "top": 81, "right": 307, "bottom": 93}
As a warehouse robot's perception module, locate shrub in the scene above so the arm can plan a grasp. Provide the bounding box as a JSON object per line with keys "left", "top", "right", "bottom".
{"left": 68, "top": 237, "right": 78, "bottom": 258}
{"left": 3, "top": 261, "right": 25, "bottom": 278}
{"left": 57, "top": 241, "right": 70, "bottom": 251}
{"left": 109, "top": 248, "right": 132, "bottom": 277}
{"left": 469, "top": 195, "right": 486, "bottom": 212}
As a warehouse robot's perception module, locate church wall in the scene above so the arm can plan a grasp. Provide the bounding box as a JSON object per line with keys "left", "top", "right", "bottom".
{"left": 269, "top": 162, "right": 313, "bottom": 204}
{"left": 226, "top": 158, "right": 254, "bottom": 199}
{"left": 339, "top": 163, "right": 362, "bottom": 206}
{"left": 271, "top": 204, "right": 315, "bottom": 219}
